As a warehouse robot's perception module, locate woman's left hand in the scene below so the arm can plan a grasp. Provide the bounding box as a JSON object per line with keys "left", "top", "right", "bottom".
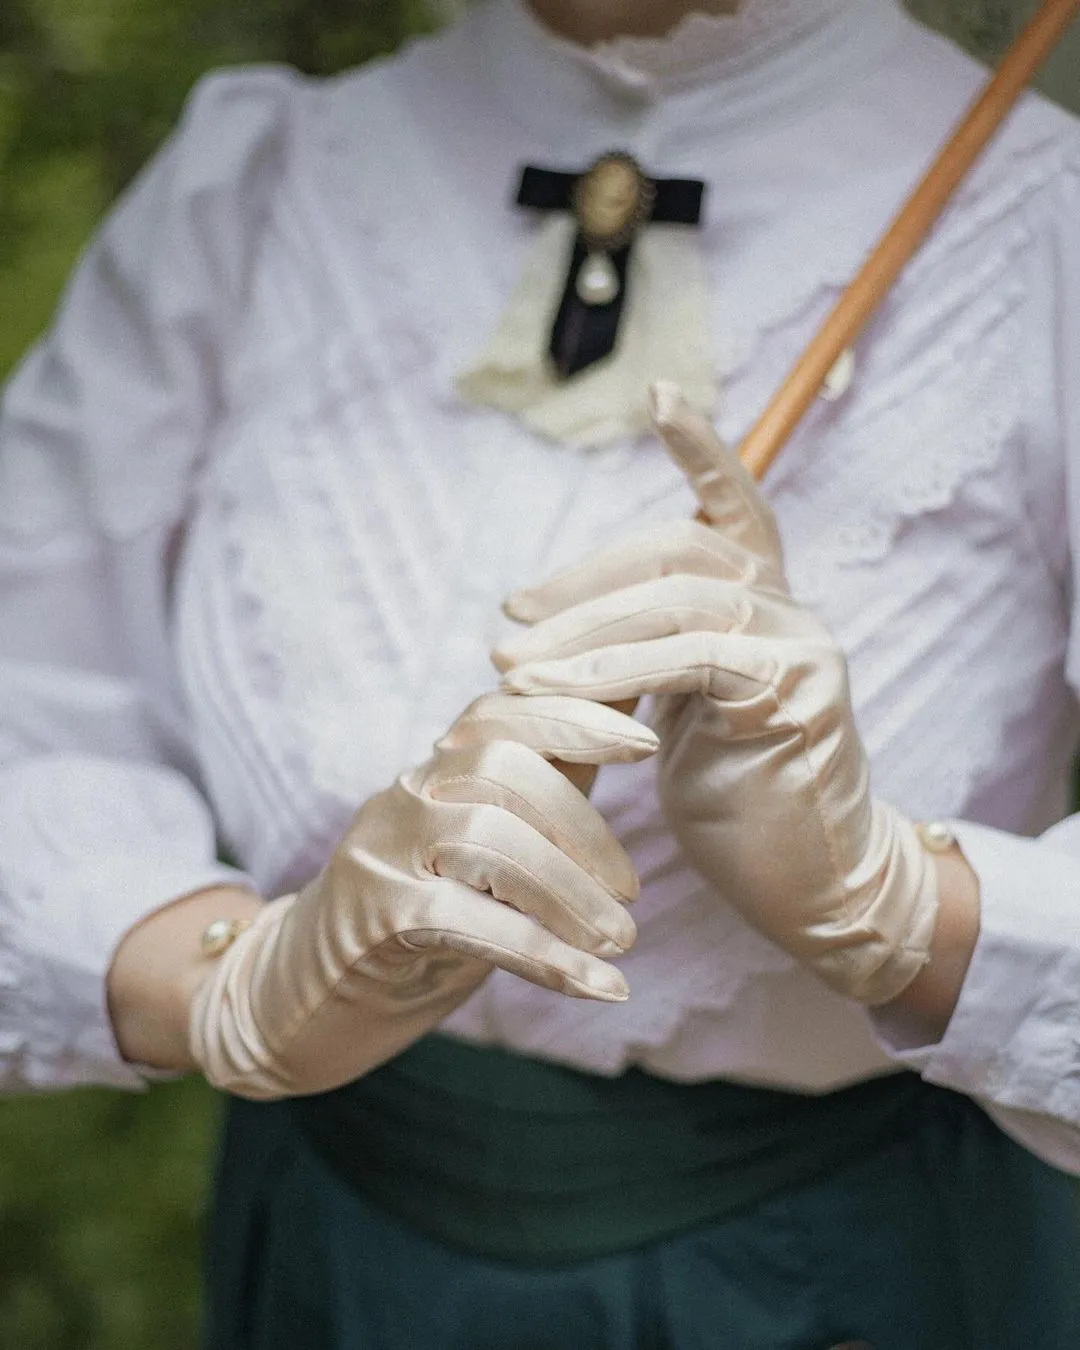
{"left": 494, "top": 382, "right": 940, "bottom": 1005}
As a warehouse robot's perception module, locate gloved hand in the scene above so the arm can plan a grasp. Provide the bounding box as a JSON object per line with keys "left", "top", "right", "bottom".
{"left": 190, "top": 691, "right": 655, "bottom": 1098}
{"left": 494, "top": 382, "right": 939, "bottom": 1006}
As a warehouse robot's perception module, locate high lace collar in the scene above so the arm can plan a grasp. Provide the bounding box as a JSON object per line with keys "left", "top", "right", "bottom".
{"left": 476, "top": 0, "right": 909, "bottom": 154}
{"left": 525, "top": 0, "right": 863, "bottom": 96}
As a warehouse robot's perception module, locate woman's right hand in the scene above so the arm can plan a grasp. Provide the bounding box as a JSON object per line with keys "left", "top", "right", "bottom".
{"left": 188, "top": 691, "right": 654, "bottom": 1099}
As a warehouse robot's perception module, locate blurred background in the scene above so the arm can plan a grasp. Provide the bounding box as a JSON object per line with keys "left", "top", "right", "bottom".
{"left": 1, "top": 2, "right": 1078, "bottom": 1346}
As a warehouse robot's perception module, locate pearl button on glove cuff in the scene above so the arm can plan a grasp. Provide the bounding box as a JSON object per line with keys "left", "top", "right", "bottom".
{"left": 495, "top": 383, "right": 939, "bottom": 1006}
{"left": 189, "top": 692, "right": 654, "bottom": 1100}
{"left": 199, "top": 916, "right": 253, "bottom": 957}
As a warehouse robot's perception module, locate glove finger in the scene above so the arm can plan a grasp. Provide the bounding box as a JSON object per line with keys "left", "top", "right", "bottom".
{"left": 502, "top": 629, "right": 778, "bottom": 704}
{"left": 401, "top": 882, "right": 629, "bottom": 1002}
{"left": 504, "top": 519, "right": 755, "bottom": 624}
{"left": 436, "top": 691, "right": 658, "bottom": 765}
{"left": 419, "top": 739, "right": 640, "bottom": 902}
{"left": 649, "top": 380, "right": 785, "bottom": 570}
{"left": 428, "top": 805, "right": 637, "bottom": 954}
{"left": 494, "top": 574, "right": 752, "bottom": 672}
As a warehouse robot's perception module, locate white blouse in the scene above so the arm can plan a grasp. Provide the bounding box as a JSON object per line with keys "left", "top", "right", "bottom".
{"left": 5, "top": 0, "right": 1080, "bottom": 1171}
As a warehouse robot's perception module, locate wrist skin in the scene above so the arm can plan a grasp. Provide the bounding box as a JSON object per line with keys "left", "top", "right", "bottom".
{"left": 106, "top": 884, "right": 263, "bottom": 1071}
{"left": 883, "top": 844, "right": 981, "bottom": 1040}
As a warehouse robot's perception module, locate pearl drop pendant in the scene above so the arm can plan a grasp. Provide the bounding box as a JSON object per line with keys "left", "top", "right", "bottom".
{"left": 575, "top": 251, "right": 620, "bottom": 306}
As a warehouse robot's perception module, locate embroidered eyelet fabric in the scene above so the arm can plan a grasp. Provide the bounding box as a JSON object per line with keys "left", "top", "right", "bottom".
{"left": 4, "top": 1, "right": 1080, "bottom": 1169}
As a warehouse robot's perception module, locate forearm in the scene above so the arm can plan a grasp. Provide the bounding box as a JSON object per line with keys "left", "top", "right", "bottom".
{"left": 884, "top": 843, "right": 981, "bottom": 1039}
{"left": 106, "top": 884, "right": 263, "bottom": 1071}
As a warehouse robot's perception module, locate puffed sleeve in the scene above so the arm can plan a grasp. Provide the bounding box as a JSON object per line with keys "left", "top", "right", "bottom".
{"left": 871, "top": 147, "right": 1080, "bottom": 1172}
{"left": 0, "top": 66, "right": 300, "bottom": 1090}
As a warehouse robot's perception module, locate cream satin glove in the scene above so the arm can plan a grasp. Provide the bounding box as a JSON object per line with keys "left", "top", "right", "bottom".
{"left": 494, "top": 383, "right": 939, "bottom": 1006}
{"left": 190, "top": 692, "right": 655, "bottom": 1099}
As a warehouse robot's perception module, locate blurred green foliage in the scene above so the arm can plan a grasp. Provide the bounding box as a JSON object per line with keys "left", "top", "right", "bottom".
{"left": 0, "top": 0, "right": 442, "bottom": 372}
{"left": 0, "top": 1077, "right": 219, "bottom": 1350}
{"left": 1, "top": 2, "right": 1079, "bottom": 1348}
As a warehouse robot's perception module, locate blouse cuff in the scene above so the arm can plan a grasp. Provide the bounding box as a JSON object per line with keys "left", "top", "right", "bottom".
{"left": 0, "top": 756, "right": 256, "bottom": 1092}
{"left": 871, "top": 819, "right": 1080, "bottom": 1127}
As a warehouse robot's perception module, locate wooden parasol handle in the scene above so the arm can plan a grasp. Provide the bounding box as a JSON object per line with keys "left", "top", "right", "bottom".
{"left": 554, "top": 0, "right": 1079, "bottom": 799}
{"left": 738, "top": 0, "right": 1080, "bottom": 481}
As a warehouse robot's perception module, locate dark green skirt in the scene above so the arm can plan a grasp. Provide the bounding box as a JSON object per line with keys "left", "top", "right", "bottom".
{"left": 204, "top": 1037, "right": 1080, "bottom": 1350}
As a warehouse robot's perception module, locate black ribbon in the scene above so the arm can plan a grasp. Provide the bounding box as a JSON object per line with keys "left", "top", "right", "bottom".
{"left": 545, "top": 236, "right": 631, "bottom": 379}
{"left": 516, "top": 164, "right": 706, "bottom": 379}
